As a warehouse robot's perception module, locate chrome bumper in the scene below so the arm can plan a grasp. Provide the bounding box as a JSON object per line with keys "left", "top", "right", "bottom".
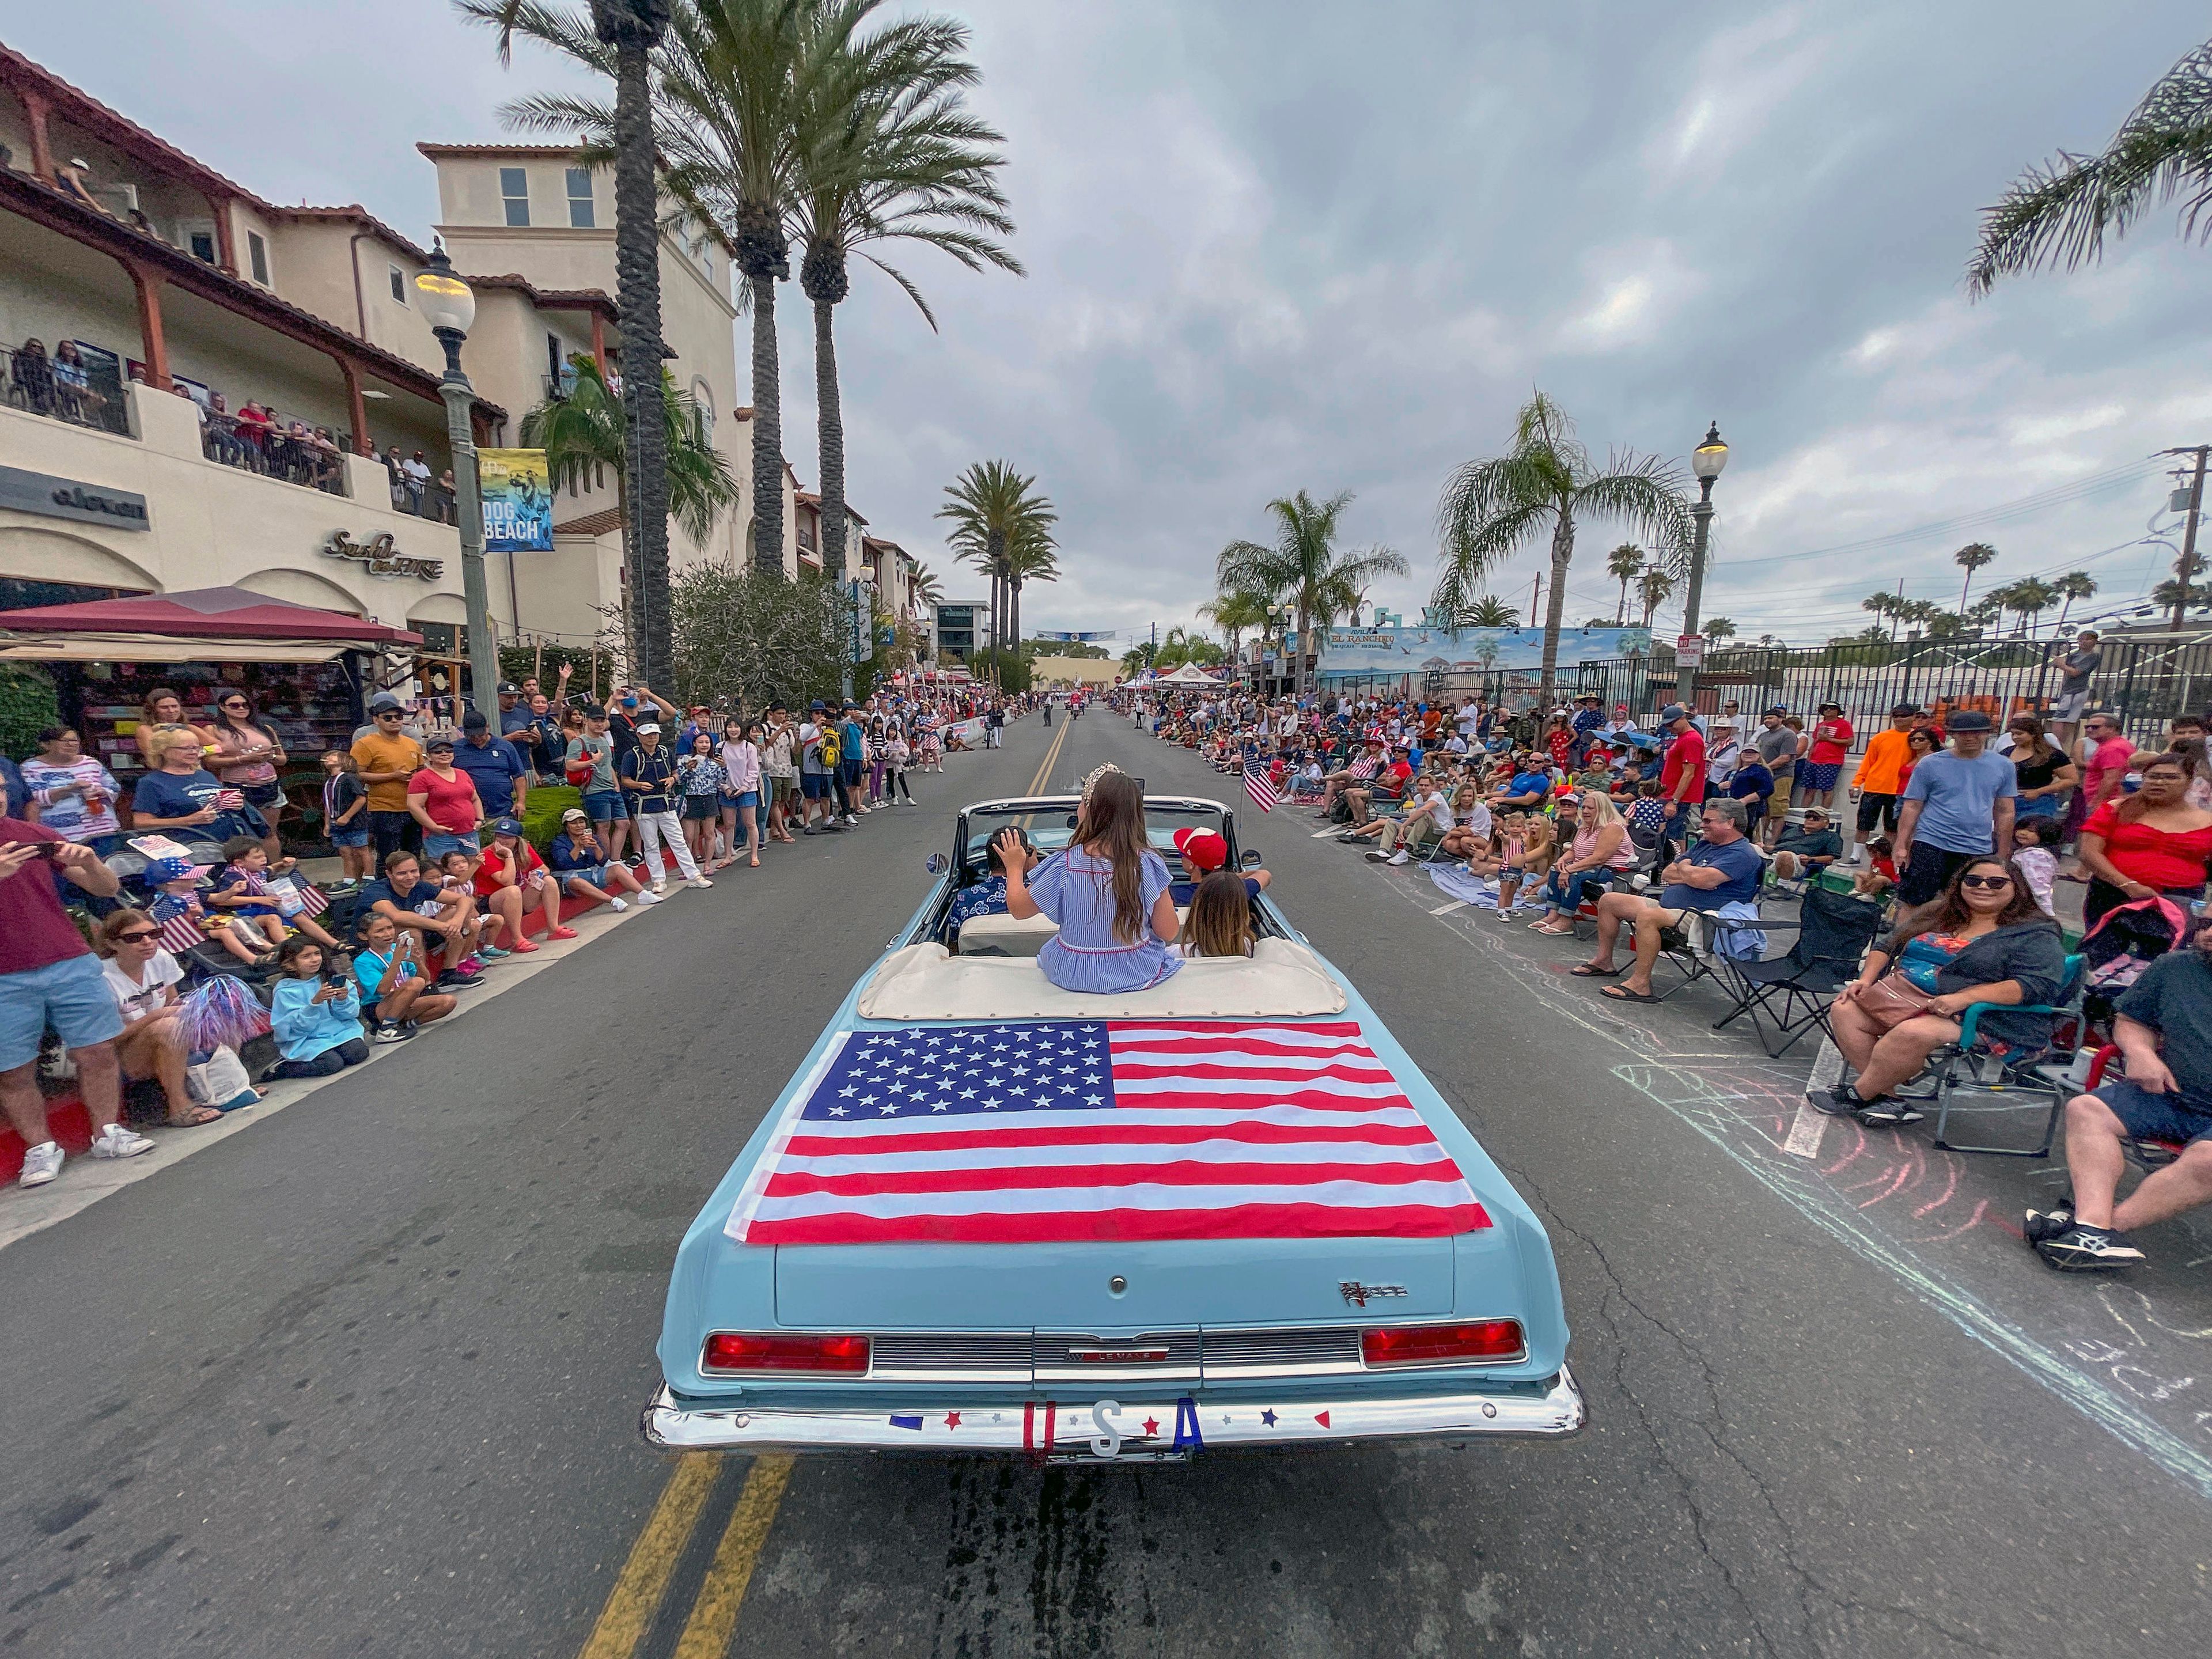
{"left": 640, "top": 1365, "right": 1585, "bottom": 1459}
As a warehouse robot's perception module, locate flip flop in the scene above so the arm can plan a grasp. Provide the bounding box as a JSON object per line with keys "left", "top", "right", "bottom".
{"left": 1601, "top": 984, "right": 1661, "bottom": 1003}
{"left": 165, "top": 1105, "right": 223, "bottom": 1127}
{"left": 1569, "top": 963, "right": 1624, "bottom": 978}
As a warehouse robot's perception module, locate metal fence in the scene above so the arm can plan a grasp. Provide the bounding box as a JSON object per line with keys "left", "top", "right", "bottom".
{"left": 1319, "top": 630, "right": 2212, "bottom": 756}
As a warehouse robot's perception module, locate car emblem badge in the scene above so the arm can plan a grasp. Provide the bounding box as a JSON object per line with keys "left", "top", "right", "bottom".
{"left": 1338, "top": 1280, "right": 1410, "bottom": 1308}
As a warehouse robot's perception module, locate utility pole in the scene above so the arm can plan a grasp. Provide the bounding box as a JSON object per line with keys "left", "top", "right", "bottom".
{"left": 2161, "top": 444, "right": 2209, "bottom": 631}
{"left": 1528, "top": 574, "right": 1541, "bottom": 627}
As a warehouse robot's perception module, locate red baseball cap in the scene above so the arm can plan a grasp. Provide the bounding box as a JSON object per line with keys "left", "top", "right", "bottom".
{"left": 1172, "top": 827, "right": 1229, "bottom": 872}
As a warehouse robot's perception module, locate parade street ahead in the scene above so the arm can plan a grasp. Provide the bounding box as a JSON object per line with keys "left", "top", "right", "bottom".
{"left": 1, "top": 710, "right": 2206, "bottom": 1659}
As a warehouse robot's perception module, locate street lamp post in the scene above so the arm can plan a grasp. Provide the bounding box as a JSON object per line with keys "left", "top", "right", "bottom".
{"left": 413, "top": 244, "right": 498, "bottom": 714}
{"left": 1675, "top": 420, "right": 1728, "bottom": 706}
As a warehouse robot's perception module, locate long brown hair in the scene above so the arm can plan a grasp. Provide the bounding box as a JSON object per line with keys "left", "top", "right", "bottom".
{"left": 2113, "top": 753, "right": 2191, "bottom": 825}
{"left": 1185, "top": 870, "right": 1254, "bottom": 957}
{"left": 1914, "top": 855, "right": 2048, "bottom": 933}
{"left": 2007, "top": 715, "right": 2054, "bottom": 763}
{"left": 1074, "top": 770, "right": 1151, "bottom": 944}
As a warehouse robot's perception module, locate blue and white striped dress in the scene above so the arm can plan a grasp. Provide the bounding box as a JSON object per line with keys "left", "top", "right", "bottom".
{"left": 1029, "top": 846, "right": 1181, "bottom": 993}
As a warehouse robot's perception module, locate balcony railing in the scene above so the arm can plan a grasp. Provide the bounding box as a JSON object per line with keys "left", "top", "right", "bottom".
{"left": 4, "top": 341, "right": 131, "bottom": 436}
{"left": 199, "top": 412, "right": 349, "bottom": 495}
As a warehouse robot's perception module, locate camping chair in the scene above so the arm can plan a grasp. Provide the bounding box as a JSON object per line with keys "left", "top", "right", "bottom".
{"left": 1710, "top": 885, "right": 1888, "bottom": 1058}
{"left": 2080, "top": 1044, "right": 2189, "bottom": 1172}
{"left": 1922, "top": 953, "right": 2088, "bottom": 1157}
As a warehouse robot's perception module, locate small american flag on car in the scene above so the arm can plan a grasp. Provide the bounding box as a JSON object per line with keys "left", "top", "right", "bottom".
{"left": 725, "top": 1020, "right": 1489, "bottom": 1246}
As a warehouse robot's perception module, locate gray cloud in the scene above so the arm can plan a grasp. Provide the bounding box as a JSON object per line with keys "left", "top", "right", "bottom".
{"left": 20, "top": 1, "right": 2212, "bottom": 646}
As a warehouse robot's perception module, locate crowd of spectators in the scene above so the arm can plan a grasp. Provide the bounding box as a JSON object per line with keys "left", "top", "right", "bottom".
{"left": 0, "top": 671, "right": 1014, "bottom": 1195}
{"left": 1135, "top": 673, "right": 2210, "bottom": 1276}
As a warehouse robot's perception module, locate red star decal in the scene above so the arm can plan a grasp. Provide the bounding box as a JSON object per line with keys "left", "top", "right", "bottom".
{"left": 944, "top": 1411, "right": 961, "bottom": 1429}
{"left": 1141, "top": 1416, "right": 1160, "bottom": 1437}
{"left": 1313, "top": 1410, "right": 1332, "bottom": 1428}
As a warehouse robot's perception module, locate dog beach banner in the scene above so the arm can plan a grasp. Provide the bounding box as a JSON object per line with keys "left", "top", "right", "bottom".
{"left": 478, "top": 449, "right": 555, "bottom": 554}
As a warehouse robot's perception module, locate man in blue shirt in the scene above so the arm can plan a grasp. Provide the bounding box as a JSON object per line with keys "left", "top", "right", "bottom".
{"left": 451, "top": 711, "right": 529, "bottom": 819}
{"left": 1893, "top": 710, "right": 2016, "bottom": 907}
{"left": 1579, "top": 797, "right": 1766, "bottom": 1003}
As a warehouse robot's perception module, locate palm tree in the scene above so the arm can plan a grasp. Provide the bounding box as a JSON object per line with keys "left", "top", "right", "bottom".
{"left": 1433, "top": 392, "right": 1693, "bottom": 709}
{"left": 1198, "top": 589, "right": 1271, "bottom": 664}
{"left": 1217, "top": 490, "right": 1409, "bottom": 698}
{"left": 1923, "top": 610, "right": 1971, "bottom": 641}
{"left": 1953, "top": 541, "right": 1998, "bottom": 613}
{"left": 1704, "top": 616, "right": 1737, "bottom": 645}
{"left": 1968, "top": 594, "right": 2006, "bottom": 632}
{"left": 1461, "top": 594, "right": 1519, "bottom": 628}
{"left": 1968, "top": 37, "right": 2212, "bottom": 297}
{"left": 469, "top": 0, "right": 677, "bottom": 681}
{"left": 1002, "top": 523, "right": 1057, "bottom": 655}
{"left": 1637, "top": 567, "right": 1677, "bottom": 628}
{"left": 520, "top": 354, "right": 740, "bottom": 665}
{"left": 1862, "top": 591, "right": 1899, "bottom": 639}
{"left": 936, "top": 460, "right": 1055, "bottom": 679}
{"left": 2053, "top": 570, "right": 2099, "bottom": 633}
{"left": 1121, "top": 639, "right": 1158, "bottom": 677}
{"left": 908, "top": 558, "right": 945, "bottom": 611}
{"left": 2006, "top": 576, "right": 2060, "bottom": 637}
{"left": 790, "top": 5, "right": 1019, "bottom": 579}
{"left": 1605, "top": 542, "right": 1646, "bottom": 624}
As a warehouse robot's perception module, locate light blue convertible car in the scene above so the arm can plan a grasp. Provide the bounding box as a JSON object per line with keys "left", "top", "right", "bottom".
{"left": 644, "top": 794, "right": 1584, "bottom": 1462}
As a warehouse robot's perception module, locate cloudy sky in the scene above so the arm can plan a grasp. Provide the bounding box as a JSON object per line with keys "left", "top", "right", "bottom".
{"left": 19, "top": 1, "right": 2212, "bottom": 647}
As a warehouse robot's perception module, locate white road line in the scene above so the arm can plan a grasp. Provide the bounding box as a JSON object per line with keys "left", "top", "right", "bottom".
{"left": 1783, "top": 1037, "right": 1845, "bottom": 1158}
{"left": 1429, "top": 900, "right": 1469, "bottom": 915}
{"left": 1311, "top": 825, "right": 1344, "bottom": 839}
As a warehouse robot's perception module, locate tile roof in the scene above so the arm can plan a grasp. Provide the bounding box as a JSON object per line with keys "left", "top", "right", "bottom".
{"left": 552, "top": 507, "right": 624, "bottom": 538}
{"left": 416, "top": 142, "right": 590, "bottom": 158}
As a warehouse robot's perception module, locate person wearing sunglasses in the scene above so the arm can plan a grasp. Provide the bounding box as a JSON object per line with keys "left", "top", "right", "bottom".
{"left": 1816, "top": 855, "right": 2065, "bottom": 1126}
{"left": 207, "top": 686, "right": 287, "bottom": 858}
{"left": 349, "top": 694, "right": 425, "bottom": 864}
{"left": 97, "top": 910, "right": 223, "bottom": 1127}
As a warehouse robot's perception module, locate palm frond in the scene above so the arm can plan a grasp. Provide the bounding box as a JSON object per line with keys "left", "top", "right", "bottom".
{"left": 1572, "top": 452, "right": 1695, "bottom": 573}
{"left": 1968, "top": 38, "right": 2212, "bottom": 294}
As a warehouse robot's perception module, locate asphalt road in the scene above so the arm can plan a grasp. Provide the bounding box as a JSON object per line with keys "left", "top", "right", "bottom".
{"left": 2, "top": 709, "right": 2207, "bottom": 1659}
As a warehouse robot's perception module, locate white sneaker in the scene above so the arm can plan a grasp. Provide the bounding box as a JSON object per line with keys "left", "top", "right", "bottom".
{"left": 89, "top": 1123, "right": 154, "bottom": 1160}
{"left": 688, "top": 876, "right": 714, "bottom": 889}
{"left": 843, "top": 814, "right": 860, "bottom": 826}
{"left": 636, "top": 888, "right": 664, "bottom": 906}
{"left": 608, "top": 896, "right": 629, "bottom": 912}
{"left": 1387, "top": 849, "right": 1411, "bottom": 866}
{"left": 652, "top": 879, "right": 668, "bottom": 895}
{"left": 17, "top": 1141, "right": 63, "bottom": 1188}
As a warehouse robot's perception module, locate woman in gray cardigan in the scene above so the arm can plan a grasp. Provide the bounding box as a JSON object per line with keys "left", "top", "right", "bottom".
{"left": 1817, "top": 855, "right": 2066, "bottom": 1126}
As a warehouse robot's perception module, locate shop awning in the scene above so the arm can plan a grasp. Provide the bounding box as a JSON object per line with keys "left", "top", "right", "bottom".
{"left": 0, "top": 585, "right": 422, "bottom": 646}
{"left": 0, "top": 634, "right": 358, "bottom": 663}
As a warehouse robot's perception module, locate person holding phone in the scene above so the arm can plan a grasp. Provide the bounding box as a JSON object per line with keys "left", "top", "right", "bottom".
{"left": 267, "top": 936, "right": 369, "bottom": 1078}
{"left": 350, "top": 911, "right": 456, "bottom": 1042}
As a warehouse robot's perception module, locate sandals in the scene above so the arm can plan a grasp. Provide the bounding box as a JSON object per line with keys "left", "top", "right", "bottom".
{"left": 165, "top": 1104, "right": 223, "bottom": 1127}
{"left": 1600, "top": 984, "right": 1661, "bottom": 1003}
{"left": 1569, "top": 963, "right": 1624, "bottom": 978}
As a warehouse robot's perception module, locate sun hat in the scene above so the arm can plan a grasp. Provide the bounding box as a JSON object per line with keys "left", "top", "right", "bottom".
{"left": 560, "top": 807, "right": 589, "bottom": 823}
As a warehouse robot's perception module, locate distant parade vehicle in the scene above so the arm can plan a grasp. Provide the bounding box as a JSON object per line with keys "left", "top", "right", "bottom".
{"left": 643, "top": 792, "right": 1584, "bottom": 1462}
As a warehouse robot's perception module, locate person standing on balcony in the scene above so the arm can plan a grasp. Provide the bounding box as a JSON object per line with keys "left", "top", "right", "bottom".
{"left": 402, "top": 450, "right": 431, "bottom": 516}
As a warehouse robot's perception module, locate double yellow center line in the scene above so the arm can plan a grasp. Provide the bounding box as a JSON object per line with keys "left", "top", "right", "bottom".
{"left": 577, "top": 716, "right": 1065, "bottom": 1658}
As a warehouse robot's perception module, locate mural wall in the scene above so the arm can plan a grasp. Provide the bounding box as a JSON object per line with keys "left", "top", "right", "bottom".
{"left": 1312, "top": 624, "right": 1652, "bottom": 678}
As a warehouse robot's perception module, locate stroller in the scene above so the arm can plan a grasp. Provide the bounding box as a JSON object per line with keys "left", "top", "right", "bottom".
{"left": 2078, "top": 895, "right": 2192, "bottom": 1031}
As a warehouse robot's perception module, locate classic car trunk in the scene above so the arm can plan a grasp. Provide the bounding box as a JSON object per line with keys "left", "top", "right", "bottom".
{"left": 773, "top": 1234, "right": 1457, "bottom": 1334}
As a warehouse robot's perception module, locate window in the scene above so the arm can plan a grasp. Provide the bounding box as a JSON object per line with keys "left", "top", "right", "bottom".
{"left": 500, "top": 167, "right": 529, "bottom": 227}
{"left": 185, "top": 226, "right": 217, "bottom": 264}
{"left": 547, "top": 332, "right": 567, "bottom": 393}
{"left": 389, "top": 264, "right": 408, "bottom": 305}
{"left": 566, "top": 167, "right": 594, "bottom": 228}
{"left": 247, "top": 231, "right": 269, "bottom": 285}
{"left": 691, "top": 377, "right": 715, "bottom": 445}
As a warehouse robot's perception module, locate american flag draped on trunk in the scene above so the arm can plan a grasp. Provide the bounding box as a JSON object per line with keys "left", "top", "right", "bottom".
{"left": 726, "top": 1020, "right": 1489, "bottom": 1245}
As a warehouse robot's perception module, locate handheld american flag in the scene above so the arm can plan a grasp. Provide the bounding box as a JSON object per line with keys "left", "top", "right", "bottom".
{"left": 726, "top": 1020, "right": 1488, "bottom": 1245}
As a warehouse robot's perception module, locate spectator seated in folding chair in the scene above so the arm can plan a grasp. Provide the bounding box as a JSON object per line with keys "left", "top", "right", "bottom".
{"left": 1709, "top": 882, "right": 1889, "bottom": 1057}
{"left": 1768, "top": 808, "right": 1844, "bottom": 890}
{"left": 1529, "top": 792, "right": 1639, "bottom": 936}
{"left": 2027, "top": 909, "right": 2212, "bottom": 1272}
{"left": 1351, "top": 778, "right": 1458, "bottom": 866}
{"left": 1340, "top": 745, "right": 1415, "bottom": 831}
{"left": 1576, "top": 798, "right": 1767, "bottom": 1002}
{"left": 1812, "top": 854, "right": 2071, "bottom": 1134}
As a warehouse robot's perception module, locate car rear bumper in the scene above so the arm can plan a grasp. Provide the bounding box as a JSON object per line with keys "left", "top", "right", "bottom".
{"left": 640, "top": 1365, "right": 1585, "bottom": 1459}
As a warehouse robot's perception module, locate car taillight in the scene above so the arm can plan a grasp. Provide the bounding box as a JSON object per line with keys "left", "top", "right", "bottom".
{"left": 700, "top": 1331, "right": 871, "bottom": 1376}
{"left": 1360, "top": 1320, "right": 1525, "bottom": 1369}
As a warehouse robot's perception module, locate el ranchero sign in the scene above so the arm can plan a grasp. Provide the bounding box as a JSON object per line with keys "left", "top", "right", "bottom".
{"left": 321, "top": 529, "right": 444, "bottom": 581}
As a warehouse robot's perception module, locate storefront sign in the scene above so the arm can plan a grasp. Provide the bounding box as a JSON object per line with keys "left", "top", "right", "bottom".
{"left": 321, "top": 529, "right": 444, "bottom": 581}
{"left": 0, "top": 463, "right": 150, "bottom": 529}
{"left": 478, "top": 449, "right": 554, "bottom": 553}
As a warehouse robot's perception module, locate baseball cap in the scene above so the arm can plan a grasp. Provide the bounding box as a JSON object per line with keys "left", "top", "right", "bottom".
{"left": 496, "top": 681, "right": 520, "bottom": 695}
{"left": 1764, "top": 704, "right": 1789, "bottom": 717}
{"left": 491, "top": 817, "right": 523, "bottom": 838}
{"left": 1817, "top": 700, "right": 1843, "bottom": 713}
{"left": 637, "top": 722, "right": 661, "bottom": 736}
{"left": 1945, "top": 709, "right": 1995, "bottom": 733}
{"left": 1658, "top": 703, "right": 1689, "bottom": 724}
{"left": 369, "top": 692, "right": 403, "bottom": 713}
{"left": 1889, "top": 702, "right": 1921, "bottom": 718}
{"left": 560, "top": 807, "right": 589, "bottom": 823}
{"left": 461, "top": 710, "right": 489, "bottom": 730}
{"left": 1172, "top": 827, "right": 1229, "bottom": 872}
{"left": 145, "top": 854, "right": 208, "bottom": 884}
{"left": 810, "top": 700, "right": 828, "bottom": 711}
{"left": 427, "top": 736, "right": 456, "bottom": 754}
